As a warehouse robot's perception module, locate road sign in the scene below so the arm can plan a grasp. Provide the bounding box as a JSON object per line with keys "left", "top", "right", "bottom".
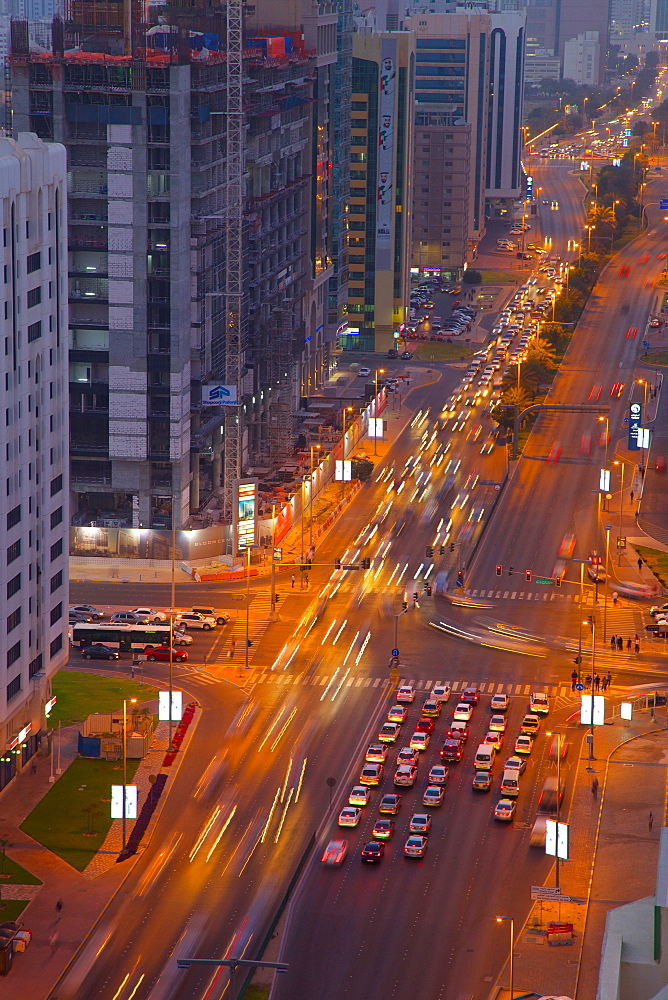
{"left": 531, "top": 886, "right": 565, "bottom": 901}
{"left": 535, "top": 577, "right": 555, "bottom": 585}
{"left": 617, "top": 536, "right": 626, "bottom": 549}
{"left": 342, "top": 565, "right": 361, "bottom": 570}
{"left": 391, "top": 648, "right": 399, "bottom": 658}
{"left": 628, "top": 401, "right": 642, "bottom": 450}
{"left": 661, "top": 199, "right": 668, "bottom": 210}
{"left": 576, "top": 682, "right": 584, "bottom": 691}
{"left": 643, "top": 341, "right": 650, "bottom": 350}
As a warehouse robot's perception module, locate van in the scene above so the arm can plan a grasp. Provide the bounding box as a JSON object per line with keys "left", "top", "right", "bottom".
{"left": 474, "top": 742, "right": 496, "bottom": 770}
{"left": 537, "top": 776, "right": 563, "bottom": 816}
{"left": 500, "top": 769, "right": 520, "bottom": 798}
{"left": 520, "top": 713, "right": 541, "bottom": 736}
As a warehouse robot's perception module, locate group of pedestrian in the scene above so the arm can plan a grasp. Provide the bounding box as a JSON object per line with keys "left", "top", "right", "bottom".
{"left": 610, "top": 634, "right": 640, "bottom": 654}
{"left": 574, "top": 670, "right": 613, "bottom": 691}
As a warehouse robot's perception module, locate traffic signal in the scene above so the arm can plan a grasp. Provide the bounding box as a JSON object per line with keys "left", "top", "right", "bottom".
{"left": 508, "top": 566, "right": 513, "bottom": 576}
{"left": 525, "top": 570, "right": 532, "bottom": 582}
{"left": 402, "top": 598, "right": 408, "bottom": 610}
{"left": 335, "top": 558, "right": 342, "bottom": 570}
{"left": 361, "top": 557, "right": 371, "bottom": 569}
{"left": 439, "top": 546, "right": 445, "bottom": 555}
{"left": 426, "top": 546, "right": 434, "bottom": 558}
{"left": 555, "top": 575, "right": 561, "bottom": 587}
{"left": 413, "top": 592, "right": 419, "bottom": 603}
{"left": 450, "top": 543, "right": 455, "bottom": 552}
{"left": 496, "top": 564, "right": 502, "bottom": 576}
{"left": 426, "top": 584, "right": 432, "bottom": 597}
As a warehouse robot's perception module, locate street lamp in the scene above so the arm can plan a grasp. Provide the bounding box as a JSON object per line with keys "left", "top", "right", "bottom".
{"left": 585, "top": 224, "right": 595, "bottom": 252}
{"left": 341, "top": 406, "right": 353, "bottom": 501}
{"left": 598, "top": 414, "right": 609, "bottom": 468}
{"left": 545, "top": 731, "right": 563, "bottom": 890}
{"left": 584, "top": 616, "right": 596, "bottom": 766}
{"left": 122, "top": 697, "right": 137, "bottom": 852}
{"left": 308, "top": 444, "right": 321, "bottom": 548}
{"left": 373, "top": 369, "right": 385, "bottom": 456}
{"left": 495, "top": 916, "right": 515, "bottom": 1000}
{"left": 635, "top": 379, "right": 649, "bottom": 472}
{"left": 614, "top": 460, "right": 625, "bottom": 566}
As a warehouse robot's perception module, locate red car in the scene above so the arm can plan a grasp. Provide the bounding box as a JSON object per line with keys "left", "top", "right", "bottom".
{"left": 415, "top": 717, "right": 435, "bottom": 734}
{"left": 143, "top": 645, "right": 188, "bottom": 663}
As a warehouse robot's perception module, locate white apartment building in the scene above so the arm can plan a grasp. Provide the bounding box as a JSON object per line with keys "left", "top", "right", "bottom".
{"left": 563, "top": 30, "right": 601, "bottom": 84}
{"left": 0, "top": 132, "right": 68, "bottom": 792}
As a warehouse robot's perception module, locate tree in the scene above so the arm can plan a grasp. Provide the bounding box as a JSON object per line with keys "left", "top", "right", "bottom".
{"left": 587, "top": 205, "right": 616, "bottom": 230}
{"left": 633, "top": 119, "right": 649, "bottom": 137}
{"left": 463, "top": 269, "right": 481, "bottom": 285}
{"left": 351, "top": 457, "right": 374, "bottom": 481}
{"left": 525, "top": 337, "right": 558, "bottom": 369}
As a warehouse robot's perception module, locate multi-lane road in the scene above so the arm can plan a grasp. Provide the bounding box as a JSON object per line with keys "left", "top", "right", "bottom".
{"left": 57, "top": 142, "right": 668, "bottom": 1000}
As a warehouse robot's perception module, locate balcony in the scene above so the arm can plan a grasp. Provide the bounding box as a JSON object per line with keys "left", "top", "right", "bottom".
{"left": 68, "top": 172, "right": 108, "bottom": 197}
{"left": 69, "top": 277, "right": 109, "bottom": 303}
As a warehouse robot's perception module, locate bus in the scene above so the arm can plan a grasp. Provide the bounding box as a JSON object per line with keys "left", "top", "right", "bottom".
{"left": 71, "top": 623, "right": 175, "bottom": 651}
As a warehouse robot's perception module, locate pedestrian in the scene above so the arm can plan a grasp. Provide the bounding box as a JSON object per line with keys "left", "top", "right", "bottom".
{"left": 649, "top": 811, "right": 654, "bottom": 832}
{"left": 617, "top": 636, "right": 623, "bottom": 652}
{"left": 606, "top": 670, "right": 612, "bottom": 688}
{"left": 228, "top": 638, "right": 236, "bottom": 659}
{"left": 635, "top": 633, "right": 639, "bottom": 644}
{"left": 48, "top": 930, "right": 59, "bottom": 956}
{"left": 627, "top": 638, "right": 632, "bottom": 651}
{"left": 610, "top": 634, "right": 617, "bottom": 650}
{"left": 637, "top": 557, "right": 643, "bottom": 572}
{"left": 291, "top": 573, "right": 295, "bottom": 589}
{"left": 592, "top": 777, "right": 599, "bottom": 799}
{"left": 55, "top": 899, "right": 63, "bottom": 915}
{"left": 571, "top": 669, "right": 578, "bottom": 691}
{"left": 612, "top": 591, "right": 619, "bottom": 605}
{"left": 640, "top": 465, "right": 645, "bottom": 479}
{"left": 635, "top": 640, "right": 640, "bottom": 654}
{"left": 594, "top": 673, "right": 601, "bottom": 692}
{"left": 585, "top": 674, "right": 592, "bottom": 689}
{"left": 601, "top": 675, "right": 608, "bottom": 691}
{"left": 631, "top": 490, "right": 634, "bottom": 504}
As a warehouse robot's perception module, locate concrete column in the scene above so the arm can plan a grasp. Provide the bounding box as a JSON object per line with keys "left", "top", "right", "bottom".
{"left": 212, "top": 451, "right": 222, "bottom": 492}
{"left": 190, "top": 453, "right": 200, "bottom": 509}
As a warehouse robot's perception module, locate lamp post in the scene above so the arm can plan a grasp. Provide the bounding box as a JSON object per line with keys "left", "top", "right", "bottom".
{"left": 495, "top": 916, "right": 515, "bottom": 1000}
{"left": 635, "top": 378, "right": 649, "bottom": 472}
{"left": 122, "top": 697, "right": 137, "bottom": 852}
{"left": 373, "top": 369, "right": 385, "bottom": 456}
{"left": 577, "top": 560, "right": 584, "bottom": 679}
{"left": 639, "top": 182, "right": 646, "bottom": 222}
{"left": 614, "top": 460, "right": 625, "bottom": 566}
{"left": 270, "top": 502, "right": 277, "bottom": 620}
{"left": 308, "top": 444, "right": 321, "bottom": 548}
{"left": 585, "top": 616, "right": 596, "bottom": 765}
{"left": 598, "top": 414, "right": 609, "bottom": 468}
{"left": 546, "top": 732, "right": 563, "bottom": 889}
{"left": 585, "top": 224, "right": 595, "bottom": 252}
{"left": 603, "top": 523, "right": 611, "bottom": 643}
{"left": 168, "top": 495, "right": 177, "bottom": 752}
{"left": 341, "top": 406, "right": 353, "bottom": 501}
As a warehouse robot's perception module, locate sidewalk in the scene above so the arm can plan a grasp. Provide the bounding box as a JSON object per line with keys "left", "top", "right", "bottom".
{"left": 491, "top": 707, "right": 667, "bottom": 1000}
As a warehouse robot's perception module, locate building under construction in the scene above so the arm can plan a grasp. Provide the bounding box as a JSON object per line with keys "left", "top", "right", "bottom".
{"left": 10, "top": 0, "right": 329, "bottom": 532}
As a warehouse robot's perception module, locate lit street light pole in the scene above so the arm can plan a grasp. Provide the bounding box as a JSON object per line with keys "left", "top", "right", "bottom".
{"left": 495, "top": 915, "right": 515, "bottom": 1000}
{"left": 373, "top": 369, "right": 384, "bottom": 456}
{"left": 546, "top": 732, "right": 563, "bottom": 890}
{"left": 614, "top": 460, "right": 625, "bottom": 566}
{"left": 122, "top": 696, "right": 136, "bottom": 852}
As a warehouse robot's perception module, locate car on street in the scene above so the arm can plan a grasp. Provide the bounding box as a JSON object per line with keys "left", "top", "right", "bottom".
{"left": 404, "top": 835, "right": 428, "bottom": 858}
{"left": 358, "top": 367, "right": 371, "bottom": 377}
{"left": 171, "top": 631, "right": 193, "bottom": 646}
{"left": 361, "top": 841, "right": 385, "bottom": 864}
{"left": 428, "top": 764, "right": 449, "bottom": 785}
{"left": 504, "top": 755, "right": 527, "bottom": 773}
{"left": 396, "top": 685, "right": 416, "bottom": 703}
{"left": 173, "top": 612, "right": 217, "bottom": 631}
{"left": 142, "top": 645, "right": 188, "bottom": 663}
{"left": 387, "top": 704, "right": 408, "bottom": 724}
{"left": 423, "top": 785, "right": 445, "bottom": 807}
{"left": 189, "top": 606, "right": 231, "bottom": 626}
{"left": 453, "top": 702, "right": 473, "bottom": 721}
{"left": 394, "top": 765, "right": 418, "bottom": 787}
{"left": 445, "top": 723, "right": 468, "bottom": 742}
{"left": 429, "top": 684, "right": 451, "bottom": 702}
{"left": 520, "top": 713, "right": 541, "bottom": 736}
{"left": 409, "top": 813, "right": 432, "bottom": 834}
{"left": 379, "top": 793, "right": 402, "bottom": 814}
{"left": 483, "top": 731, "right": 504, "bottom": 751}
{"left": 494, "top": 798, "right": 516, "bottom": 822}
{"left": 396, "top": 747, "right": 419, "bottom": 766}
{"left": 131, "top": 608, "right": 167, "bottom": 623}
{"left": 338, "top": 807, "right": 361, "bottom": 828}
{"left": 409, "top": 732, "right": 431, "bottom": 752}
{"left": 69, "top": 612, "right": 94, "bottom": 624}
{"left": 359, "top": 763, "right": 383, "bottom": 785}
{"left": 372, "top": 818, "right": 395, "bottom": 840}
{"left": 514, "top": 734, "right": 533, "bottom": 755}
{"left": 530, "top": 692, "right": 550, "bottom": 715}
{"left": 110, "top": 611, "right": 150, "bottom": 625}
{"left": 489, "top": 714, "right": 507, "bottom": 732}
{"left": 472, "top": 771, "right": 493, "bottom": 792}
{"left": 82, "top": 644, "right": 120, "bottom": 661}
{"left": 322, "top": 839, "right": 348, "bottom": 866}
{"left": 415, "top": 717, "right": 435, "bottom": 734}
{"left": 440, "top": 739, "right": 463, "bottom": 762}
{"left": 461, "top": 687, "right": 480, "bottom": 704}
{"left": 378, "top": 723, "right": 401, "bottom": 744}
{"left": 421, "top": 699, "right": 441, "bottom": 717}
{"left": 365, "top": 744, "right": 388, "bottom": 764}
{"left": 70, "top": 605, "right": 105, "bottom": 619}
{"left": 401, "top": 351, "right": 413, "bottom": 360}
{"left": 348, "top": 786, "right": 371, "bottom": 807}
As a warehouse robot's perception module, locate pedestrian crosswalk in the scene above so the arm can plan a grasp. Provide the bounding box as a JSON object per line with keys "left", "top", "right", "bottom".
{"left": 243, "top": 673, "right": 579, "bottom": 700}
{"left": 213, "top": 591, "right": 284, "bottom": 667}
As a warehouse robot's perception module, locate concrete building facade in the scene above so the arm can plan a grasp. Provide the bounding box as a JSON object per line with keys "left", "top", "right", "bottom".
{"left": 563, "top": 29, "right": 602, "bottom": 83}
{"left": 486, "top": 11, "right": 526, "bottom": 207}
{"left": 0, "top": 131, "right": 69, "bottom": 792}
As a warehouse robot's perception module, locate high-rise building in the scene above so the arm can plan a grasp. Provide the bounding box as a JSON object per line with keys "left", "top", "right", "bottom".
{"left": 485, "top": 11, "right": 526, "bottom": 210}
{"left": 342, "top": 29, "right": 414, "bottom": 352}
{"left": 327, "top": 0, "right": 352, "bottom": 353}
{"left": 10, "top": 3, "right": 331, "bottom": 532}
{"left": 524, "top": 0, "right": 608, "bottom": 81}
{"left": 563, "top": 30, "right": 601, "bottom": 83}
{"left": 0, "top": 131, "right": 69, "bottom": 792}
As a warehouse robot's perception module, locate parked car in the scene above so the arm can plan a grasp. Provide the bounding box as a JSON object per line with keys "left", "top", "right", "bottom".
{"left": 174, "top": 612, "right": 217, "bottom": 631}
{"left": 82, "top": 644, "right": 120, "bottom": 661}
{"left": 142, "top": 645, "right": 188, "bottom": 663}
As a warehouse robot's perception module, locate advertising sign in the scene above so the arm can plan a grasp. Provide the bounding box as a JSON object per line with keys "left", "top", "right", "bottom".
{"left": 628, "top": 401, "right": 642, "bottom": 450}
{"left": 233, "top": 478, "right": 258, "bottom": 551}
{"left": 111, "top": 784, "right": 137, "bottom": 819}
{"left": 202, "top": 384, "right": 238, "bottom": 406}
{"left": 159, "top": 690, "right": 183, "bottom": 723}
{"left": 376, "top": 38, "right": 396, "bottom": 271}
{"left": 335, "top": 460, "right": 352, "bottom": 482}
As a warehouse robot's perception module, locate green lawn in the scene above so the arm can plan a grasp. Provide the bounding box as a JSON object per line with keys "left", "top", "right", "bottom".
{"left": 0, "top": 900, "right": 30, "bottom": 920}
{"left": 0, "top": 854, "right": 42, "bottom": 885}
{"left": 21, "top": 756, "right": 140, "bottom": 872}
{"left": 481, "top": 270, "right": 520, "bottom": 284}
{"left": 51, "top": 672, "right": 159, "bottom": 726}
{"left": 641, "top": 351, "right": 668, "bottom": 367}
{"left": 413, "top": 343, "right": 475, "bottom": 362}
{"left": 243, "top": 987, "right": 270, "bottom": 1000}
{"left": 636, "top": 546, "right": 668, "bottom": 587}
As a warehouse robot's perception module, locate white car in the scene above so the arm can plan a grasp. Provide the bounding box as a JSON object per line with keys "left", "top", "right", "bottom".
{"left": 174, "top": 612, "right": 217, "bottom": 631}
{"left": 530, "top": 692, "right": 550, "bottom": 715}
{"left": 423, "top": 785, "right": 445, "bottom": 807}
{"left": 431, "top": 683, "right": 452, "bottom": 703}
{"left": 453, "top": 702, "right": 473, "bottom": 722}
{"left": 409, "top": 732, "right": 431, "bottom": 752}
{"left": 505, "top": 755, "right": 526, "bottom": 774}
{"left": 396, "top": 685, "right": 416, "bottom": 703}
{"left": 404, "top": 835, "right": 428, "bottom": 858}
{"left": 489, "top": 714, "right": 507, "bottom": 733}
{"left": 358, "top": 367, "right": 371, "bottom": 377}
{"left": 130, "top": 608, "right": 167, "bottom": 623}
{"left": 428, "top": 764, "right": 449, "bottom": 785}
{"left": 348, "top": 786, "right": 371, "bottom": 806}
{"left": 338, "top": 806, "right": 361, "bottom": 828}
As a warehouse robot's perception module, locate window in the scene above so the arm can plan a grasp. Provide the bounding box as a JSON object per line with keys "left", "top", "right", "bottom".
{"left": 50, "top": 474, "right": 62, "bottom": 497}
{"left": 50, "top": 570, "right": 62, "bottom": 593}
{"left": 6, "top": 504, "right": 21, "bottom": 530}
{"left": 7, "top": 607, "right": 21, "bottom": 633}
{"left": 6, "top": 539, "right": 21, "bottom": 565}
{"left": 27, "top": 251, "right": 41, "bottom": 274}
{"left": 28, "top": 653, "right": 43, "bottom": 679}
{"left": 7, "top": 640, "right": 21, "bottom": 668}
{"left": 50, "top": 538, "right": 62, "bottom": 561}
{"left": 50, "top": 602, "right": 63, "bottom": 626}
{"left": 50, "top": 506, "right": 63, "bottom": 529}
{"left": 7, "top": 674, "right": 21, "bottom": 702}
{"left": 50, "top": 634, "right": 63, "bottom": 658}
{"left": 28, "top": 321, "right": 42, "bottom": 343}
{"left": 7, "top": 573, "right": 20, "bottom": 599}
{"left": 27, "top": 287, "right": 41, "bottom": 308}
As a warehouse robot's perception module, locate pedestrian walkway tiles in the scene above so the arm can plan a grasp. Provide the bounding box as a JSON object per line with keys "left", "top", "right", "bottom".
{"left": 212, "top": 591, "right": 284, "bottom": 667}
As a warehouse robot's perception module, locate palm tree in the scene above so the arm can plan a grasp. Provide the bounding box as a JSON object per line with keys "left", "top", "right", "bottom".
{"left": 525, "top": 336, "right": 559, "bottom": 369}
{"left": 587, "top": 205, "right": 616, "bottom": 231}
{"left": 499, "top": 385, "right": 533, "bottom": 410}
